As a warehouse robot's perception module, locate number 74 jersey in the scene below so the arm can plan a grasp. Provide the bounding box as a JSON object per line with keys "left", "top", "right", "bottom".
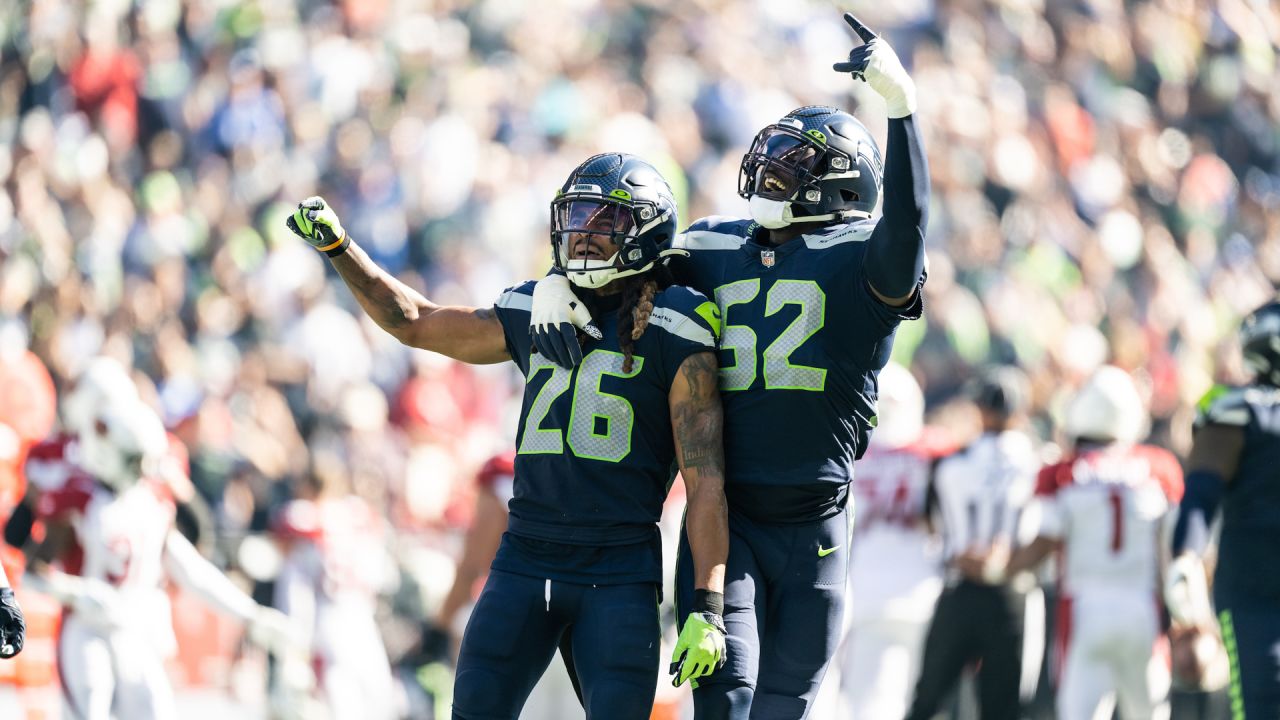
{"left": 670, "top": 216, "right": 923, "bottom": 491}
{"left": 1032, "top": 444, "right": 1184, "bottom": 594}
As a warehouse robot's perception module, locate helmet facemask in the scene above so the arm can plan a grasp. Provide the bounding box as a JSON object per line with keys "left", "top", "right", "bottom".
{"left": 739, "top": 124, "right": 862, "bottom": 229}
{"left": 551, "top": 190, "right": 675, "bottom": 289}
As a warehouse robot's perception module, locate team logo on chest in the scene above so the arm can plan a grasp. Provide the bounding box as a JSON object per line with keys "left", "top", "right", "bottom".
{"left": 760, "top": 249, "right": 775, "bottom": 268}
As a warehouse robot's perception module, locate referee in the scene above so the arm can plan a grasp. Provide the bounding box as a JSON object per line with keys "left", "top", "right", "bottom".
{"left": 905, "top": 367, "right": 1039, "bottom": 720}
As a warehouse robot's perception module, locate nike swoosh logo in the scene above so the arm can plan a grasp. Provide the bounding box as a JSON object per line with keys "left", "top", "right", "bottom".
{"left": 817, "top": 544, "right": 840, "bottom": 558}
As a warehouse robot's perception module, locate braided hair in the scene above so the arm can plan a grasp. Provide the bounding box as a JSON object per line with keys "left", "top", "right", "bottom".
{"left": 616, "top": 265, "right": 675, "bottom": 373}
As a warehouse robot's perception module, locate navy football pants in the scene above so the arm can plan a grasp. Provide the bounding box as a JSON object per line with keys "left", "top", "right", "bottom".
{"left": 676, "top": 507, "right": 850, "bottom": 720}
{"left": 1216, "top": 601, "right": 1280, "bottom": 719}
{"left": 452, "top": 569, "right": 659, "bottom": 720}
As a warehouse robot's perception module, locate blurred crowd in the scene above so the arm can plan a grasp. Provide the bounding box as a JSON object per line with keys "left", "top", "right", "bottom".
{"left": 0, "top": 0, "right": 1277, "bottom": 700}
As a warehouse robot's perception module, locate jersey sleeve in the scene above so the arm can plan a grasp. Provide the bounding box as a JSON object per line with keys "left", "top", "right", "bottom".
{"left": 648, "top": 286, "right": 722, "bottom": 385}
{"left": 1194, "top": 384, "right": 1250, "bottom": 429}
{"left": 492, "top": 280, "right": 538, "bottom": 375}
{"left": 35, "top": 474, "right": 95, "bottom": 521}
{"left": 1030, "top": 463, "right": 1069, "bottom": 539}
{"left": 671, "top": 217, "right": 751, "bottom": 287}
{"left": 1141, "top": 446, "right": 1185, "bottom": 504}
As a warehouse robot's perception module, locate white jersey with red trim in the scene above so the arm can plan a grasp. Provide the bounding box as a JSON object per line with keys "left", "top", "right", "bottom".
{"left": 23, "top": 433, "right": 81, "bottom": 493}
{"left": 849, "top": 441, "right": 945, "bottom": 622}
{"left": 1033, "top": 444, "right": 1184, "bottom": 595}
{"left": 37, "top": 474, "right": 178, "bottom": 653}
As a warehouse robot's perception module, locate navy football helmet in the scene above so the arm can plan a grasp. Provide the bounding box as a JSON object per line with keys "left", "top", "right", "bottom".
{"left": 739, "top": 105, "right": 883, "bottom": 223}
{"left": 1241, "top": 301, "right": 1280, "bottom": 386}
{"left": 551, "top": 153, "right": 681, "bottom": 288}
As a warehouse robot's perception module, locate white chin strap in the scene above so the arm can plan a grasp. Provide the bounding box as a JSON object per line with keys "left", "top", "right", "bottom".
{"left": 562, "top": 248, "right": 690, "bottom": 289}
{"left": 748, "top": 196, "right": 869, "bottom": 229}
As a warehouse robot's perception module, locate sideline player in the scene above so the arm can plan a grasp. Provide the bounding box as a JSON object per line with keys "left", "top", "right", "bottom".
{"left": 19, "top": 400, "right": 294, "bottom": 720}
{"left": 4, "top": 357, "right": 212, "bottom": 557}
{"left": 828, "top": 362, "right": 946, "bottom": 719}
{"left": 1001, "top": 366, "right": 1180, "bottom": 720}
{"left": 529, "top": 14, "right": 929, "bottom": 717}
{"left": 1169, "top": 301, "right": 1280, "bottom": 718}
{"left": 284, "top": 152, "right": 729, "bottom": 719}
{"left": 274, "top": 461, "right": 397, "bottom": 720}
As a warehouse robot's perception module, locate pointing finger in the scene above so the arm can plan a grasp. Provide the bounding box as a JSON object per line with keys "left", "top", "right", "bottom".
{"left": 843, "top": 13, "right": 877, "bottom": 43}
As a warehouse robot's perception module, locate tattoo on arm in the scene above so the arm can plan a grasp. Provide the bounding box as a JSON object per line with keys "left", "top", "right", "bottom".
{"left": 330, "top": 242, "right": 431, "bottom": 332}
{"left": 673, "top": 352, "right": 724, "bottom": 476}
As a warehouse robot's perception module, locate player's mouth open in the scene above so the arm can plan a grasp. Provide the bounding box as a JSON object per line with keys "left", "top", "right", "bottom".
{"left": 572, "top": 241, "right": 607, "bottom": 260}
{"left": 763, "top": 175, "right": 789, "bottom": 193}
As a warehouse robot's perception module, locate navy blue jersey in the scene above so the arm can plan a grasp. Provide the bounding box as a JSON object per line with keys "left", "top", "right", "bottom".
{"left": 669, "top": 216, "right": 922, "bottom": 513}
{"left": 490, "top": 279, "right": 720, "bottom": 583}
{"left": 1197, "top": 384, "right": 1280, "bottom": 604}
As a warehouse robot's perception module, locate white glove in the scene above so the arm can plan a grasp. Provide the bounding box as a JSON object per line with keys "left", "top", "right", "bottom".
{"left": 1165, "top": 554, "right": 1214, "bottom": 627}
{"left": 529, "top": 273, "right": 602, "bottom": 369}
{"left": 833, "top": 14, "right": 918, "bottom": 118}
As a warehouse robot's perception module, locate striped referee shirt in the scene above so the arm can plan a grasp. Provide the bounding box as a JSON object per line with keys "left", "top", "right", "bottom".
{"left": 931, "top": 430, "right": 1039, "bottom": 566}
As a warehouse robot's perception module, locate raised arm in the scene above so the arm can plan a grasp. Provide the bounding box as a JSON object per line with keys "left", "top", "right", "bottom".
{"left": 668, "top": 350, "right": 730, "bottom": 687}
{"left": 833, "top": 14, "right": 929, "bottom": 306}
{"left": 287, "top": 197, "right": 509, "bottom": 364}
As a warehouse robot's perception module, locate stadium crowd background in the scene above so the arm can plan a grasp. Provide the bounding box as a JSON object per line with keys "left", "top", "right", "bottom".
{"left": 0, "top": 0, "right": 1277, "bottom": 716}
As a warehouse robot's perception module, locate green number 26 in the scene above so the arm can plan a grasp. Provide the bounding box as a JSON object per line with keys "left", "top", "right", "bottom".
{"left": 715, "top": 279, "right": 826, "bottom": 392}
{"left": 518, "top": 349, "right": 641, "bottom": 462}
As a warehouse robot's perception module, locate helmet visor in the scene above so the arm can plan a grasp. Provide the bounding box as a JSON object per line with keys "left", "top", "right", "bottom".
{"left": 551, "top": 198, "right": 636, "bottom": 273}
{"left": 739, "top": 127, "right": 823, "bottom": 201}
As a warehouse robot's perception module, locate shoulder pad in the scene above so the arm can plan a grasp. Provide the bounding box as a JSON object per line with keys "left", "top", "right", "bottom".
{"left": 675, "top": 216, "right": 752, "bottom": 251}
{"left": 802, "top": 219, "right": 875, "bottom": 250}
{"left": 495, "top": 280, "right": 538, "bottom": 312}
{"left": 649, "top": 286, "right": 721, "bottom": 346}
{"left": 1195, "top": 384, "right": 1250, "bottom": 428}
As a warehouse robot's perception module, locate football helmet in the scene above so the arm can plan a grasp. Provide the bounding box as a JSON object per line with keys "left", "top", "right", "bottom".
{"left": 1240, "top": 301, "right": 1280, "bottom": 387}
{"left": 739, "top": 105, "right": 883, "bottom": 228}
{"left": 80, "top": 402, "right": 168, "bottom": 493}
{"left": 63, "top": 357, "right": 139, "bottom": 439}
{"left": 1063, "top": 365, "right": 1146, "bottom": 444}
{"left": 551, "top": 153, "right": 682, "bottom": 289}
{"left": 870, "top": 362, "right": 924, "bottom": 449}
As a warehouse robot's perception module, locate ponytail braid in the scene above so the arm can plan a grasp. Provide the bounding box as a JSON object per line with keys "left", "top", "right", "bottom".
{"left": 617, "top": 265, "right": 675, "bottom": 373}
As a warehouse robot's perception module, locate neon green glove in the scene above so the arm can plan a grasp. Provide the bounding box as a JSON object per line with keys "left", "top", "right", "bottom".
{"left": 670, "top": 611, "right": 727, "bottom": 687}
{"left": 285, "top": 196, "right": 350, "bottom": 256}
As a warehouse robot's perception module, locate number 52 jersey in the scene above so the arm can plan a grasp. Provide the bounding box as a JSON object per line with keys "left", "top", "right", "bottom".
{"left": 670, "top": 217, "right": 923, "bottom": 517}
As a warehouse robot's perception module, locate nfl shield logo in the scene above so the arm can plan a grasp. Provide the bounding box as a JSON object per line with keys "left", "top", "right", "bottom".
{"left": 761, "top": 250, "right": 775, "bottom": 268}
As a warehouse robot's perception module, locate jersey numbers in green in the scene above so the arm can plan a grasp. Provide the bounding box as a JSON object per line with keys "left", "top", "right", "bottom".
{"left": 517, "top": 349, "right": 642, "bottom": 462}
{"left": 713, "top": 279, "right": 827, "bottom": 392}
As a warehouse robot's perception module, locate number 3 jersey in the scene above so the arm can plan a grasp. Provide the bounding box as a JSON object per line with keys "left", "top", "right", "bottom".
{"left": 669, "top": 217, "right": 923, "bottom": 521}
{"left": 491, "top": 279, "right": 720, "bottom": 585}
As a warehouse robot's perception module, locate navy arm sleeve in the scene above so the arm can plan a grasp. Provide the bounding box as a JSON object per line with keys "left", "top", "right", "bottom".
{"left": 864, "top": 116, "right": 929, "bottom": 300}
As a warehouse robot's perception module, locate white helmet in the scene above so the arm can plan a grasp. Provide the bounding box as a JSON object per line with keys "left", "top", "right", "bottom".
{"left": 63, "top": 357, "right": 138, "bottom": 439}
{"left": 871, "top": 362, "right": 924, "bottom": 450}
{"left": 1063, "top": 365, "right": 1146, "bottom": 444}
{"left": 79, "top": 402, "right": 168, "bottom": 493}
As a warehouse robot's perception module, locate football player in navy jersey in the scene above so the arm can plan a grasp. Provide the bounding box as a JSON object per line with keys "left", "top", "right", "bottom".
{"left": 285, "top": 152, "right": 729, "bottom": 719}
{"left": 527, "top": 14, "right": 929, "bottom": 719}
{"left": 1169, "top": 301, "right": 1280, "bottom": 718}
